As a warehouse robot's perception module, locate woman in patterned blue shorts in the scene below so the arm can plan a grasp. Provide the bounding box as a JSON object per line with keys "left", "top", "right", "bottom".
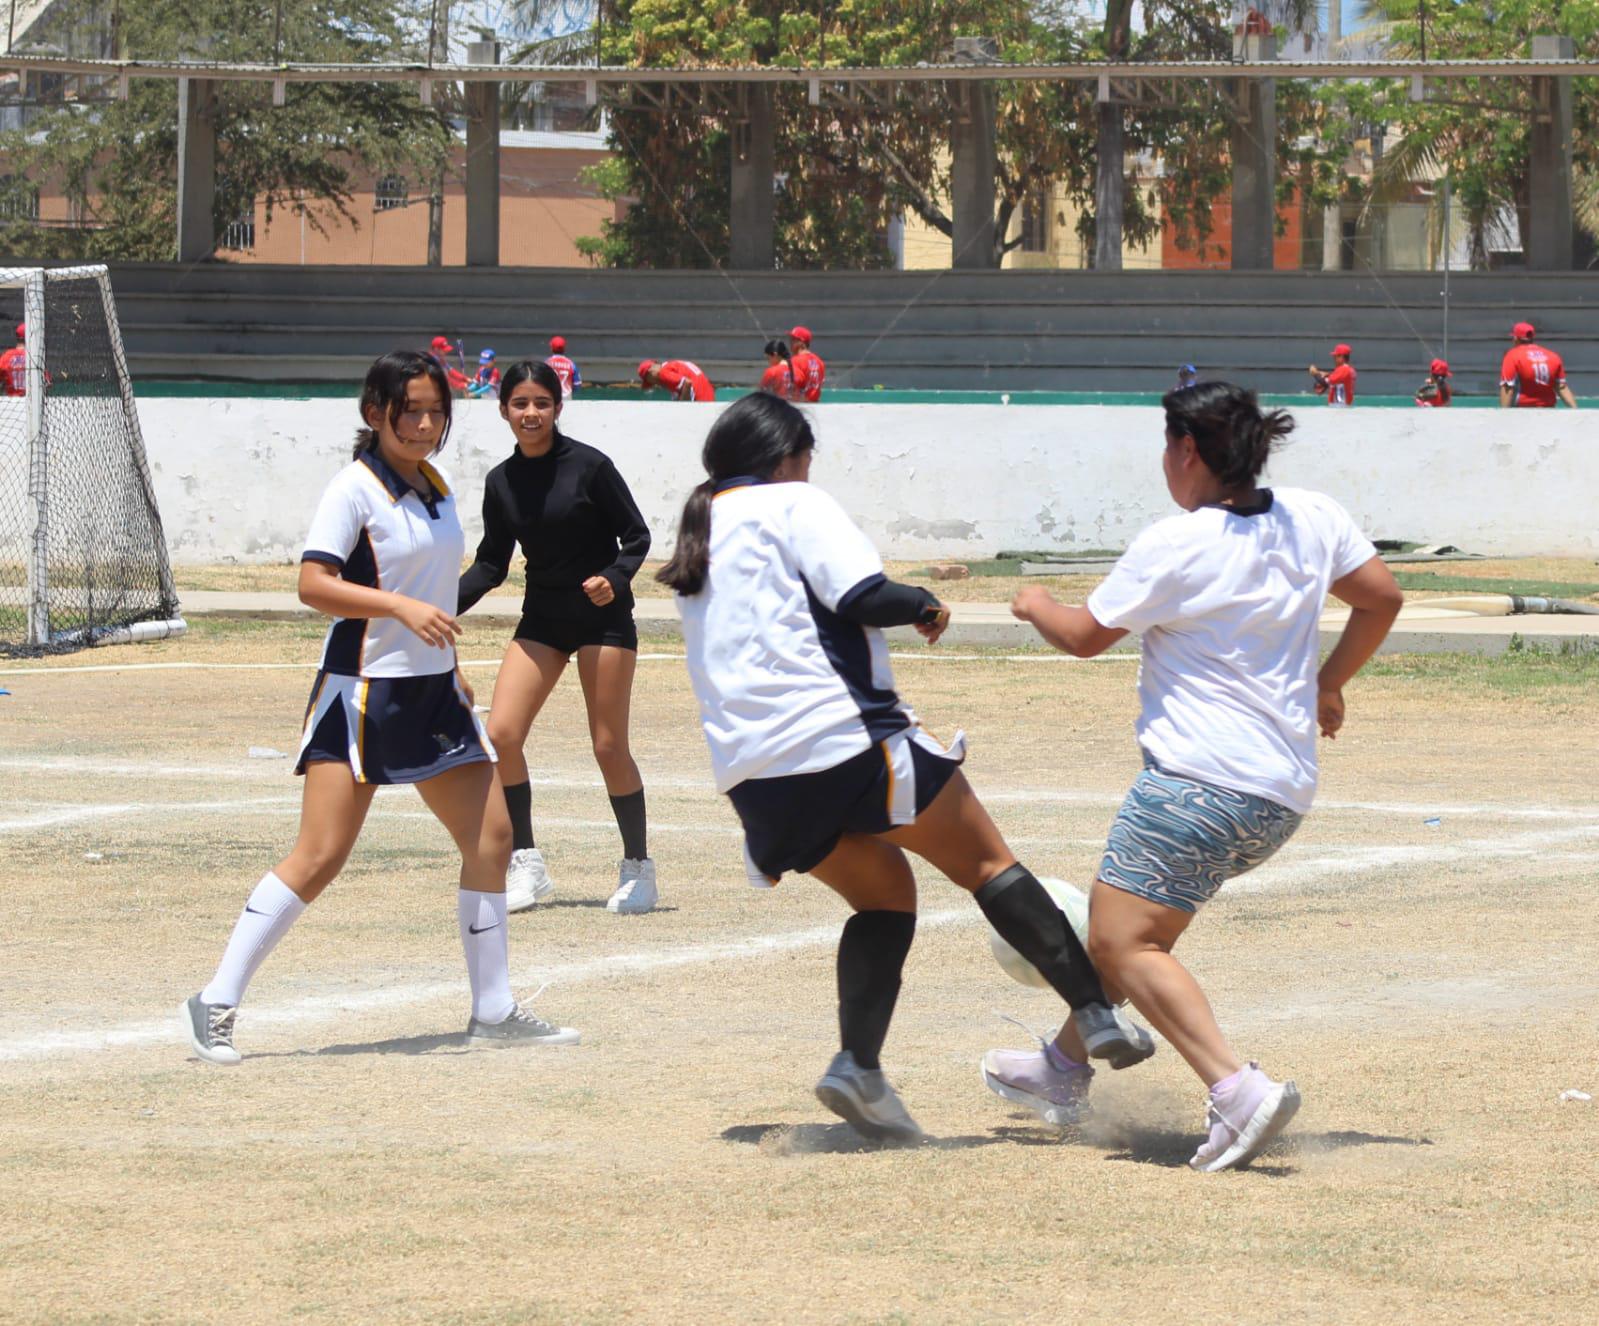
{"left": 988, "top": 381, "right": 1403, "bottom": 1171}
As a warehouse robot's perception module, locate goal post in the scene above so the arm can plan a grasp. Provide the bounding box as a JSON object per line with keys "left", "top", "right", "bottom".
{"left": 0, "top": 265, "right": 184, "bottom": 653}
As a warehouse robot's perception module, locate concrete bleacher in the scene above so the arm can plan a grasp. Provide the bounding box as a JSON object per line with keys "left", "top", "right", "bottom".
{"left": 25, "top": 263, "right": 1599, "bottom": 397}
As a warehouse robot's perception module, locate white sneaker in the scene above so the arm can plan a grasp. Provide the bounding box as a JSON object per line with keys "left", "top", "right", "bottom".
{"left": 466, "top": 1001, "right": 581, "bottom": 1047}
{"left": 607, "top": 857, "right": 658, "bottom": 914}
{"left": 505, "top": 847, "right": 554, "bottom": 913}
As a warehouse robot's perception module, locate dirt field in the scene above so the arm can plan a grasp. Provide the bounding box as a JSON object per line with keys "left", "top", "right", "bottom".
{"left": 3, "top": 620, "right": 1597, "bottom": 1323}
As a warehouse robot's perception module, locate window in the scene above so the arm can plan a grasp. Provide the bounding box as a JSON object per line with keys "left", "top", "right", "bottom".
{"left": 375, "top": 174, "right": 408, "bottom": 212}
{"left": 220, "top": 205, "right": 256, "bottom": 252}
{"left": 1020, "top": 187, "right": 1049, "bottom": 253}
{"left": 0, "top": 175, "right": 40, "bottom": 222}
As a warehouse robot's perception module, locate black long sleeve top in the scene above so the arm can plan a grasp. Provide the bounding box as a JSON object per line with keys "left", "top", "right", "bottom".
{"left": 458, "top": 432, "right": 651, "bottom": 616}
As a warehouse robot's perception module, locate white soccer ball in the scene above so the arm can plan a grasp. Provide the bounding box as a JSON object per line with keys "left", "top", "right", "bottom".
{"left": 988, "top": 877, "right": 1091, "bottom": 990}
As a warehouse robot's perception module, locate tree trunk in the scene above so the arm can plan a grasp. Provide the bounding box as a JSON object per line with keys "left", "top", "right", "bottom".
{"left": 1094, "top": 102, "right": 1124, "bottom": 270}
{"left": 426, "top": 0, "right": 448, "bottom": 267}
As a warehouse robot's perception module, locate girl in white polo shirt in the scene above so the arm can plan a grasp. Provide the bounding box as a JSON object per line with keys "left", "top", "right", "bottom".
{"left": 661, "top": 393, "right": 1154, "bottom": 1144}
{"left": 992, "top": 380, "right": 1401, "bottom": 1170}
{"left": 181, "top": 350, "right": 578, "bottom": 1064}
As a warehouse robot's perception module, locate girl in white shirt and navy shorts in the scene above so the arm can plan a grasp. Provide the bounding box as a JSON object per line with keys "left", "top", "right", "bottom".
{"left": 996, "top": 380, "right": 1402, "bottom": 1171}
{"left": 661, "top": 393, "right": 1155, "bottom": 1145}
{"left": 181, "top": 351, "right": 579, "bottom": 1065}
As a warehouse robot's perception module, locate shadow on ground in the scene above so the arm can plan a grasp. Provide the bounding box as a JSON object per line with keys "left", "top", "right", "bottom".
{"left": 722, "top": 1122, "right": 1013, "bottom": 1155}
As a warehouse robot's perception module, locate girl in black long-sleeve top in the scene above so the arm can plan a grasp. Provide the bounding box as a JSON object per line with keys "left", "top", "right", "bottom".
{"left": 459, "top": 360, "right": 658, "bottom": 915}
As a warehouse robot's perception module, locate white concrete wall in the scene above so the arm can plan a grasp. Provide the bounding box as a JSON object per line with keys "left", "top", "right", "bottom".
{"left": 130, "top": 396, "right": 1599, "bottom": 562}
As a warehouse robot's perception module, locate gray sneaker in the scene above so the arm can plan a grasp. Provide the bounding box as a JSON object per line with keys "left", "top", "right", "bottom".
{"left": 466, "top": 1002, "right": 581, "bottom": 1046}
{"left": 182, "top": 993, "right": 241, "bottom": 1066}
{"left": 814, "top": 1050, "right": 924, "bottom": 1145}
{"left": 1073, "top": 1002, "right": 1157, "bottom": 1070}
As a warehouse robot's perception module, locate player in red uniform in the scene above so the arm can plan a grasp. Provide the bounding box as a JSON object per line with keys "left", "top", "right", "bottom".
{"left": 0, "top": 323, "right": 25, "bottom": 397}
{"left": 1500, "top": 322, "right": 1577, "bottom": 409}
{"left": 638, "top": 358, "right": 715, "bottom": 402}
{"left": 758, "top": 339, "right": 797, "bottom": 399}
{"left": 545, "top": 336, "right": 581, "bottom": 399}
{"left": 468, "top": 348, "right": 501, "bottom": 398}
{"left": 1308, "top": 344, "right": 1356, "bottom": 406}
{"left": 789, "top": 325, "right": 826, "bottom": 402}
{"left": 428, "top": 335, "right": 471, "bottom": 396}
{"left": 1415, "top": 358, "right": 1451, "bottom": 408}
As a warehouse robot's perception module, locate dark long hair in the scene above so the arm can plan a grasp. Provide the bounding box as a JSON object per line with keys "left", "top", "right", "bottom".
{"left": 354, "top": 350, "right": 453, "bottom": 460}
{"left": 498, "top": 358, "right": 564, "bottom": 408}
{"left": 656, "top": 393, "right": 816, "bottom": 595}
{"left": 1161, "top": 381, "right": 1293, "bottom": 488}
{"left": 763, "top": 338, "right": 792, "bottom": 368}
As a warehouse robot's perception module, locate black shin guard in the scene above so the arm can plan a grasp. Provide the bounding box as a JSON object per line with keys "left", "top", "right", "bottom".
{"left": 836, "top": 910, "right": 917, "bottom": 1071}
{"left": 974, "top": 864, "right": 1108, "bottom": 1010}
{"left": 504, "top": 781, "right": 535, "bottom": 852}
{"left": 608, "top": 789, "right": 647, "bottom": 860}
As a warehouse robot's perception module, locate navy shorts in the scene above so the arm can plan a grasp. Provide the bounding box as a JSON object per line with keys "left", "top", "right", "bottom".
{"left": 295, "top": 670, "right": 496, "bottom": 785}
{"left": 514, "top": 600, "right": 637, "bottom": 655}
{"left": 729, "top": 727, "right": 965, "bottom": 881}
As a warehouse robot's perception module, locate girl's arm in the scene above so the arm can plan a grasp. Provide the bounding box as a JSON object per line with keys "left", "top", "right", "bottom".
{"left": 298, "top": 560, "right": 459, "bottom": 650}
{"left": 1317, "top": 555, "right": 1403, "bottom": 737}
{"left": 457, "top": 477, "right": 517, "bottom": 613}
{"left": 1011, "top": 585, "right": 1128, "bottom": 658}
{"left": 591, "top": 461, "right": 652, "bottom": 593}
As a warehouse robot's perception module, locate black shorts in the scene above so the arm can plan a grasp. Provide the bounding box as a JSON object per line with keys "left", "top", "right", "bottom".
{"left": 514, "top": 600, "right": 638, "bottom": 655}
{"left": 729, "top": 729, "right": 964, "bottom": 881}
{"left": 294, "top": 670, "right": 495, "bottom": 785}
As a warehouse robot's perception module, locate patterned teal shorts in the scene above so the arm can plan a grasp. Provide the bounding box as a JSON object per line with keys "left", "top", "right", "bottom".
{"left": 1099, "top": 763, "right": 1303, "bottom": 913}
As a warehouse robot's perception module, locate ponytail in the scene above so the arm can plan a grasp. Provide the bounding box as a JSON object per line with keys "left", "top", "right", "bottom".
{"left": 1162, "top": 381, "right": 1293, "bottom": 488}
{"left": 656, "top": 480, "right": 718, "bottom": 595}
{"left": 656, "top": 393, "right": 816, "bottom": 596}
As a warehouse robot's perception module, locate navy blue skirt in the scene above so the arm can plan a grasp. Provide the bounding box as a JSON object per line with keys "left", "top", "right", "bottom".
{"left": 295, "top": 670, "right": 496, "bottom": 785}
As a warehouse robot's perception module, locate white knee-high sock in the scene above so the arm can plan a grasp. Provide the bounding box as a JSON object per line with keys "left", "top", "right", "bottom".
{"left": 200, "top": 872, "right": 307, "bottom": 1007}
{"left": 458, "top": 889, "right": 515, "bottom": 1024}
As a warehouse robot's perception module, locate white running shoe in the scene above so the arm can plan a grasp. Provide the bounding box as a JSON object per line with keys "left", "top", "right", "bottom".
{"left": 814, "top": 1050, "right": 924, "bottom": 1145}
{"left": 607, "top": 857, "right": 658, "bottom": 914}
{"left": 981, "top": 1044, "right": 1094, "bottom": 1127}
{"left": 181, "top": 993, "right": 241, "bottom": 1066}
{"left": 1189, "top": 1062, "right": 1302, "bottom": 1172}
{"left": 505, "top": 847, "right": 554, "bottom": 912}
{"left": 466, "top": 1002, "right": 581, "bottom": 1046}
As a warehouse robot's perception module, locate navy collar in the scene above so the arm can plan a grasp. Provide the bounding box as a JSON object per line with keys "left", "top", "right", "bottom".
{"left": 1210, "top": 487, "right": 1274, "bottom": 518}
{"left": 359, "top": 447, "right": 448, "bottom": 515}
{"left": 713, "top": 475, "right": 766, "bottom": 497}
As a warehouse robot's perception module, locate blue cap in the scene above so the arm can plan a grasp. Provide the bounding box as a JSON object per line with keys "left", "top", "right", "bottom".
{"left": 1179, "top": 364, "right": 1196, "bottom": 375}
{"left": 479, "top": 348, "right": 496, "bottom": 361}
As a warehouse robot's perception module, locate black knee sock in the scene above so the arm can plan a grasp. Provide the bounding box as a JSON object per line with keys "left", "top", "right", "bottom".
{"left": 609, "top": 789, "right": 647, "bottom": 860}
{"left": 837, "top": 910, "right": 917, "bottom": 1070}
{"left": 503, "top": 781, "right": 535, "bottom": 852}
{"left": 974, "top": 864, "right": 1107, "bottom": 1011}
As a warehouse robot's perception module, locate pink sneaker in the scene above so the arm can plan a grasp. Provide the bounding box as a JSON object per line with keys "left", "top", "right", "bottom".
{"left": 1189, "top": 1062, "right": 1301, "bottom": 1172}
{"left": 981, "top": 1044, "right": 1094, "bottom": 1126}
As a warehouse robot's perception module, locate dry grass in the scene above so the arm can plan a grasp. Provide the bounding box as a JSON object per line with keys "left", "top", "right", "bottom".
{"left": 2, "top": 622, "right": 1598, "bottom": 1323}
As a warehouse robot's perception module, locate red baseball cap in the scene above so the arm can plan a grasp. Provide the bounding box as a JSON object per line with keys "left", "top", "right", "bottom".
{"left": 550, "top": 336, "right": 566, "bottom": 353}
{"left": 637, "top": 359, "right": 656, "bottom": 380}
{"left": 13, "top": 322, "right": 22, "bottom": 339}
{"left": 1430, "top": 358, "right": 1450, "bottom": 377}
{"left": 1332, "top": 343, "right": 1352, "bottom": 357}
{"left": 430, "top": 335, "right": 453, "bottom": 352}
{"left": 1512, "top": 321, "right": 1536, "bottom": 340}
{"left": 790, "top": 325, "right": 812, "bottom": 345}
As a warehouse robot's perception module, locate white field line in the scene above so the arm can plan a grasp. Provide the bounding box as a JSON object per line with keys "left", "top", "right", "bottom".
{"left": 5, "top": 820, "right": 1599, "bottom": 1066}
{"left": 2, "top": 753, "right": 1595, "bottom": 825}
{"left": 0, "top": 651, "right": 1133, "bottom": 678}
{"left": 0, "top": 906, "right": 974, "bottom": 1063}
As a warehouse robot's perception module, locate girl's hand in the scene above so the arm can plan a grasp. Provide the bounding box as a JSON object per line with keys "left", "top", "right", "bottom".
{"left": 1318, "top": 686, "right": 1345, "bottom": 739}
{"left": 582, "top": 575, "right": 615, "bottom": 606}
{"left": 1011, "top": 584, "right": 1055, "bottom": 623}
{"left": 916, "top": 604, "right": 951, "bottom": 645}
{"left": 393, "top": 596, "right": 461, "bottom": 649}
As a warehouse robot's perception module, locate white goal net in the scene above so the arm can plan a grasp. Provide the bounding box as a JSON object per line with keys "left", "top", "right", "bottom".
{"left": 0, "top": 265, "right": 183, "bottom": 653}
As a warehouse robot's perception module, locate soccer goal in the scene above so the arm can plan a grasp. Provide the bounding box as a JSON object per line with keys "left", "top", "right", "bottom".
{"left": 0, "top": 265, "right": 183, "bottom": 654}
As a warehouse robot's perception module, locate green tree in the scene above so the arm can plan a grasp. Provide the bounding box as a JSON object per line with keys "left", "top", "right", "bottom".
{"left": 0, "top": 0, "right": 451, "bottom": 261}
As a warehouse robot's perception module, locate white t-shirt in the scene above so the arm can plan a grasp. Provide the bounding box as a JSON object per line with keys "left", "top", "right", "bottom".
{"left": 1087, "top": 487, "right": 1376, "bottom": 813}
{"left": 676, "top": 481, "right": 913, "bottom": 792}
{"left": 302, "top": 450, "right": 464, "bottom": 678}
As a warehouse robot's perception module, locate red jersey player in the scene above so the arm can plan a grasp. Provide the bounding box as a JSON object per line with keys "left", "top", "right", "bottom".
{"left": 1500, "top": 322, "right": 1577, "bottom": 409}
{"left": 545, "top": 336, "right": 581, "bottom": 399}
{"left": 1308, "top": 344, "right": 1356, "bottom": 406}
{"left": 638, "top": 358, "right": 715, "bottom": 402}
{"left": 427, "top": 336, "right": 471, "bottom": 396}
{"left": 1415, "top": 359, "right": 1452, "bottom": 408}
{"left": 0, "top": 323, "right": 25, "bottom": 397}
{"left": 759, "top": 340, "right": 797, "bottom": 399}
{"left": 789, "top": 325, "right": 826, "bottom": 402}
